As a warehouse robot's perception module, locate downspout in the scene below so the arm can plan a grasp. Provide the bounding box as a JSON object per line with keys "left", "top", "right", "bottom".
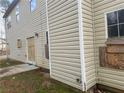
{"left": 77, "top": 0, "right": 87, "bottom": 91}
{"left": 46, "top": 0, "right": 52, "bottom": 76}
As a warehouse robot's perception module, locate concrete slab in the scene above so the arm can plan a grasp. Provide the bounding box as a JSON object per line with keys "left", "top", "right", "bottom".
{"left": 0, "top": 64, "right": 39, "bottom": 78}
{"left": 0, "top": 55, "right": 7, "bottom": 60}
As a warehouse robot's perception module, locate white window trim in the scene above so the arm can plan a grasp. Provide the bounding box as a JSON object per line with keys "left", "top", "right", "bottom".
{"left": 16, "top": 4, "right": 20, "bottom": 22}
{"left": 104, "top": 8, "right": 124, "bottom": 39}
{"left": 16, "top": 14, "right": 19, "bottom": 22}
{"left": 104, "top": 13, "right": 108, "bottom": 39}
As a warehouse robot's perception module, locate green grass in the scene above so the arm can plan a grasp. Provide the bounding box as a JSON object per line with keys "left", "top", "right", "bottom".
{"left": 0, "top": 59, "right": 23, "bottom": 68}
{"left": 0, "top": 69, "right": 80, "bottom": 93}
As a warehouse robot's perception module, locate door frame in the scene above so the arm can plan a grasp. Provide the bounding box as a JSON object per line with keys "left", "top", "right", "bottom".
{"left": 26, "top": 36, "right": 36, "bottom": 65}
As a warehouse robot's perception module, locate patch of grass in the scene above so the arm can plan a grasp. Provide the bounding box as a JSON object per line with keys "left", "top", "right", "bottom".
{"left": 0, "top": 69, "right": 80, "bottom": 93}
{"left": 99, "top": 90, "right": 114, "bottom": 93}
{"left": 0, "top": 59, "right": 24, "bottom": 68}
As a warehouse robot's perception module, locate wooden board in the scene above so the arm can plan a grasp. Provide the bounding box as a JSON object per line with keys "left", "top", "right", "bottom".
{"left": 99, "top": 47, "right": 107, "bottom": 67}
{"left": 116, "top": 54, "right": 124, "bottom": 69}
{"left": 99, "top": 46, "right": 124, "bottom": 70}
{"left": 107, "top": 54, "right": 119, "bottom": 69}
{"left": 107, "top": 45, "right": 124, "bottom": 53}
{"left": 27, "top": 37, "right": 35, "bottom": 62}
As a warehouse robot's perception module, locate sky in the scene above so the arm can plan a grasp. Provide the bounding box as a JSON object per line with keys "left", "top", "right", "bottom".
{"left": 0, "top": 0, "right": 13, "bottom": 49}
{"left": 9, "top": 0, "right": 13, "bottom": 3}
{"left": 0, "top": 8, "right": 6, "bottom": 49}
{"left": 0, "top": 8, "right": 5, "bottom": 38}
{"left": 0, "top": 0, "right": 13, "bottom": 40}
{"left": 0, "top": 0, "right": 13, "bottom": 39}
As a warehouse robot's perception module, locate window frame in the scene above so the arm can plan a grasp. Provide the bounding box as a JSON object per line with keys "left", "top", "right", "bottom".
{"left": 16, "top": 4, "right": 20, "bottom": 22}
{"left": 29, "top": 0, "right": 36, "bottom": 12}
{"left": 105, "top": 8, "right": 124, "bottom": 39}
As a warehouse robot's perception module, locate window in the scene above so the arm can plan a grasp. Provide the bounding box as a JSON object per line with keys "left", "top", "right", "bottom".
{"left": 6, "top": 16, "right": 11, "bottom": 29}
{"left": 45, "top": 32, "right": 49, "bottom": 59}
{"left": 107, "top": 9, "right": 124, "bottom": 38}
{"left": 17, "top": 39, "right": 22, "bottom": 48}
{"left": 46, "top": 32, "right": 48, "bottom": 44}
{"left": 29, "top": 0, "right": 36, "bottom": 12}
{"left": 16, "top": 5, "right": 20, "bottom": 22}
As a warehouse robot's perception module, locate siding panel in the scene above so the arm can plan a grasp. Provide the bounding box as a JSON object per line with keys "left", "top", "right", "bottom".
{"left": 47, "top": 0, "right": 82, "bottom": 90}
{"left": 82, "top": 0, "right": 96, "bottom": 89}
{"left": 6, "top": 0, "right": 49, "bottom": 69}
{"left": 93, "top": 0, "right": 124, "bottom": 90}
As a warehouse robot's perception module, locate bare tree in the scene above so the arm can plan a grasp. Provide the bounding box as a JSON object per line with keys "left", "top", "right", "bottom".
{"left": 0, "top": 0, "right": 10, "bottom": 10}
{"left": 0, "top": 0, "right": 10, "bottom": 56}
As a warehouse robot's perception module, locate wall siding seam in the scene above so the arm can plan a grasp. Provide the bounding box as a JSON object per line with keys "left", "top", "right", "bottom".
{"left": 92, "top": 0, "right": 98, "bottom": 85}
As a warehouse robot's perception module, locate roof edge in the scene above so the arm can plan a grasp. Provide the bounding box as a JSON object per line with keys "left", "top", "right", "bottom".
{"left": 3, "top": 0, "right": 20, "bottom": 18}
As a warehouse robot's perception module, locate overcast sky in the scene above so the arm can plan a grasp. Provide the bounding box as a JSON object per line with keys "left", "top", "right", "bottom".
{"left": 0, "top": 0, "right": 13, "bottom": 49}
{"left": 0, "top": 0, "right": 13, "bottom": 39}
{"left": 9, "top": 0, "right": 13, "bottom": 3}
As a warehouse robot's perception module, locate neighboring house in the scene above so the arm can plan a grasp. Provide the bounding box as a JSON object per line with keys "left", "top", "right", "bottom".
{"left": 3, "top": 0, "right": 124, "bottom": 92}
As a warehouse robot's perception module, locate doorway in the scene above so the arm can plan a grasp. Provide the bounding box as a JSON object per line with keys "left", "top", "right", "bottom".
{"left": 27, "top": 37, "right": 35, "bottom": 64}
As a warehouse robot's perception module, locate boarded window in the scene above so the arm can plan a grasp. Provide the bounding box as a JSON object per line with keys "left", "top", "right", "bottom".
{"left": 99, "top": 42, "right": 124, "bottom": 70}
{"left": 107, "top": 9, "right": 124, "bottom": 38}
{"left": 17, "top": 39, "right": 22, "bottom": 48}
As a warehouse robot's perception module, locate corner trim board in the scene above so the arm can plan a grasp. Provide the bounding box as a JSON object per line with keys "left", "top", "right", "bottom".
{"left": 77, "top": 0, "right": 87, "bottom": 91}
{"left": 46, "top": 0, "right": 52, "bottom": 76}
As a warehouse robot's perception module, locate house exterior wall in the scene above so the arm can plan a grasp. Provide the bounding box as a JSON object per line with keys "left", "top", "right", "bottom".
{"left": 5, "top": 0, "right": 124, "bottom": 91}
{"left": 6, "top": 0, "right": 49, "bottom": 69}
{"left": 93, "top": 0, "right": 124, "bottom": 90}
{"left": 5, "top": 0, "right": 97, "bottom": 91}
{"left": 47, "top": 0, "right": 83, "bottom": 90}
{"left": 82, "top": 0, "right": 96, "bottom": 89}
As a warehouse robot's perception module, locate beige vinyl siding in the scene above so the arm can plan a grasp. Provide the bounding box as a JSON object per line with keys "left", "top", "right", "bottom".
{"left": 82, "top": 0, "right": 96, "bottom": 89}
{"left": 6, "top": 0, "right": 49, "bottom": 69}
{"left": 93, "top": 0, "right": 124, "bottom": 90}
{"left": 47, "top": 0, "right": 82, "bottom": 89}
{"left": 35, "top": 0, "right": 49, "bottom": 69}
{"left": 36, "top": 31, "right": 49, "bottom": 69}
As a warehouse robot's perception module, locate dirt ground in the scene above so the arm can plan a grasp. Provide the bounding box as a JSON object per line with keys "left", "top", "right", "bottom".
{"left": 0, "top": 69, "right": 81, "bottom": 93}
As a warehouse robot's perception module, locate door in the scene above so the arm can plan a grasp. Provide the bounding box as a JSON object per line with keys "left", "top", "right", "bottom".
{"left": 27, "top": 37, "right": 35, "bottom": 63}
